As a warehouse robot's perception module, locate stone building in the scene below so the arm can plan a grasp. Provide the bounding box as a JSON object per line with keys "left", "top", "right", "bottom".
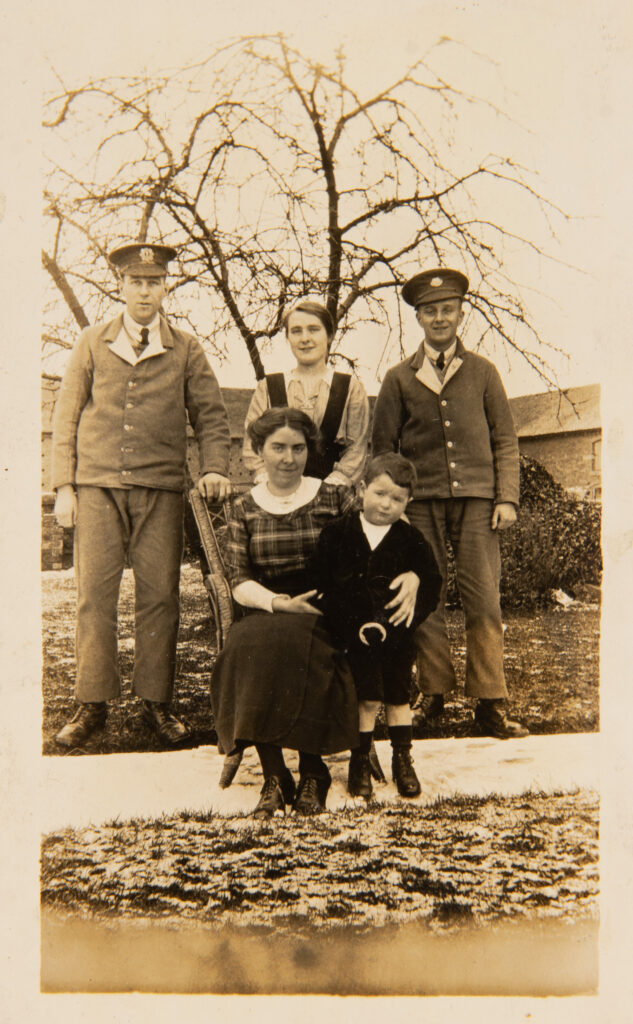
{"left": 508, "top": 384, "right": 601, "bottom": 502}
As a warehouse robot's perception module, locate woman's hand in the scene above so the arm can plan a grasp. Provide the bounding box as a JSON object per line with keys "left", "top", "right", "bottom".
{"left": 271, "top": 590, "right": 323, "bottom": 615}
{"left": 385, "top": 572, "right": 420, "bottom": 628}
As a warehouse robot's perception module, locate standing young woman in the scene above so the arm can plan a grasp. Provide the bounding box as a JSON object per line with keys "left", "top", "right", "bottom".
{"left": 242, "top": 300, "right": 369, "bottom": 487}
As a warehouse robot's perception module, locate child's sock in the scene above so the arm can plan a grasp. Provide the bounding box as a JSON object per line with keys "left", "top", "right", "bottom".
{"left": 358, "top": 731, "right": 373, "bottom": 755}
{"left": 388, "top": 724, "right": 412, "bottom": 750}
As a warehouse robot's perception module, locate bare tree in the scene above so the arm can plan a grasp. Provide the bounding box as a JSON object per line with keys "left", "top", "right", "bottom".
{"left": 43, "top": 34, "right": 569, "bottom": 383}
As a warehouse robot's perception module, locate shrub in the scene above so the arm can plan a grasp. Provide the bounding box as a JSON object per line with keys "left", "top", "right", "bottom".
{"left": 447, "top": 455, "right": 602, "bottom": 611}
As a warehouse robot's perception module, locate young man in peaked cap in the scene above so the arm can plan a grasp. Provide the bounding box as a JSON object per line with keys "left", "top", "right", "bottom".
{"left": 52, "top": 242, "right": 231, "bottom": 748}
{"left": 372, "top": 267, "right": 528, "bottom": 739}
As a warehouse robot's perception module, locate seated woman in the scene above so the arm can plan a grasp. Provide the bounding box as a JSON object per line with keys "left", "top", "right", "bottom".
{"left": 210, "top": 407, "right": 360, "bottom": 818}
{"left": 242, "top": 299, "right": 369, "bottom": 487}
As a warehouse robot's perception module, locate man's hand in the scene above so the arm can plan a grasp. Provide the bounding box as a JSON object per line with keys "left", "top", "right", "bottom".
{"left": 198, "top": 473, "right": 231, "bottom": 503}
{"left": 54, "top": 485, "right": 77, "bottom": 529}
{"left": 491, "top": 502, "right": 517, "bottom": 530}
{"left": 271, "top": 590, "right": 323, "bottom": 616}
{"left": 385, "top": 572, "right": 420, "bottom": 628}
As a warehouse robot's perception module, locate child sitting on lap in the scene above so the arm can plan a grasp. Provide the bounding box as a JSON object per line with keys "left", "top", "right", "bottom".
{"left": 311, "top": 453, "right": 441, "bottom": 800}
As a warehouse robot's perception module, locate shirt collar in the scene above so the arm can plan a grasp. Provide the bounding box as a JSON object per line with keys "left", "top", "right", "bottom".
{"left": 423, "top": 339, "right": 457, "bottom": 365}
{"left": 411, "top": 337, "right": 464, "bottom": 370}
{"left": 123, "top": 311, "right": 160, "bottom": 344}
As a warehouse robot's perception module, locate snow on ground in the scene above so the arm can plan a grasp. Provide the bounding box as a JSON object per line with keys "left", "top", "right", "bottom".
{"left": 40, "top": 732, "right": 600, "bottom": 833}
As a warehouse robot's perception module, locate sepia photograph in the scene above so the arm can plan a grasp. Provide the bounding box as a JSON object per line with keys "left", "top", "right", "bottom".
{"left": 2, "top": 0, "right": 632, "bottom": 1018}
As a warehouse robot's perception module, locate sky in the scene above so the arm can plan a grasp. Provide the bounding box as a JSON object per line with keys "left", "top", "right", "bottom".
{"left": 30, "top": 0, "right": 624, "bottom": 398}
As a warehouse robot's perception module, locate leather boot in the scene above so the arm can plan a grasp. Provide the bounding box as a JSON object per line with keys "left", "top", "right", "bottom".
{"left": 55, "top": 702, "right": 107, "bottom": 748}
{"left": 391, "top": 746, "right": 421, "bottom": 798}
{"left": 253, "top": 776, "right": 286, "bottom": 818}
{"left": 294, "top": 771, "right": 331, "bottom": 815}
{"left": 412, "top": 693, "right": 445, "bottom": 728}
{"left": 142, "top": 700, "right": 190, "bottom": 744}
{"left": 474, "top": 698, "right": 529, "bottom": 739}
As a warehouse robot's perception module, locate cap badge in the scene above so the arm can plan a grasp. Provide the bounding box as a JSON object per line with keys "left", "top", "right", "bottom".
{"left": 430, "top": 276, "right": 443, "bottom": 288}
{"left": 139, "top": 248, "right": 156, "bottom": 263}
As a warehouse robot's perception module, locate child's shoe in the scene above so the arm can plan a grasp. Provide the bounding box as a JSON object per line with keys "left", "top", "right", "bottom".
{"left": 392, "top": 747, "right": 421, "bottom": 798}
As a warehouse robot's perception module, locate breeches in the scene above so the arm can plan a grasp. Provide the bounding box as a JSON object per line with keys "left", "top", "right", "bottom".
{"left": 406, "top": 498, "right": 507, "bottom": 699}
{"left": 73, "top": 486, "right": 184, "bottom": 702}
{"left": 345, "top": 634, "right": 417, "bottom": 705}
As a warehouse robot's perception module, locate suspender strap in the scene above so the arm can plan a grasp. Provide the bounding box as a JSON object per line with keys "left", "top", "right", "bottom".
{"left": 265, "top": 372, "right": 288, "bottom": 408}
{"left": 319, "top": 372, "right": 351, "bottom": 445}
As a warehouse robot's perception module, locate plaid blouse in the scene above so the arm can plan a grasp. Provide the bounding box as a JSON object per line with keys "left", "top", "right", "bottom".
{"left": 224, "top": 482, "right": 356, "bottom": 592}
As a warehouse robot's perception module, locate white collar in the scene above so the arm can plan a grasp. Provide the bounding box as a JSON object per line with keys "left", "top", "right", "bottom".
{"left": 359, "top": 512, "right": 392, "bottom": 550}
{"left": 110, "top": 314, "right": 165, "bottom": 366}
{"left": 123, "top": 311, "right": 160, "bottom": 343}
{"left": 251, "top": 476, "right": 321, "bottom": 514}
{"left": 423, "top": 339, "right": 457, "bottom": 365}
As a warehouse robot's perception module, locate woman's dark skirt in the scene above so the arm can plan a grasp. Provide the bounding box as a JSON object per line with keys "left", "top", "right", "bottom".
{"left": 210, "top": 612, "right": 359, "bottom": 756}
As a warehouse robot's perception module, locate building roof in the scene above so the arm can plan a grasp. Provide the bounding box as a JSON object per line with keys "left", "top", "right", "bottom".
{"left": 509, "top": 384, "right": 601, "bottom": 438}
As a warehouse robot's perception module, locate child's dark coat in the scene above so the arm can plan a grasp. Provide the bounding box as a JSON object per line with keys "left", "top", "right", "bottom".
{"left": 310, "top": 510, "right": 441, "bottom": 703}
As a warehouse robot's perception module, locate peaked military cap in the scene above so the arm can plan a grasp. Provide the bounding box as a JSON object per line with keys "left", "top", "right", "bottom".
{"left": 402, "top": 268, "right": 469, "bottom": 307}
{"left": 109, "top": 242, "right": 177, "bottom": 277}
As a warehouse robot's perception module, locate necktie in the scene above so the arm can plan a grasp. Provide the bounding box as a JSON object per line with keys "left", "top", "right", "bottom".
{"left": 131, "top": 327, "right": 149, "bottom": 359}
{"left": 436, "top": 352, "right": 445, "bottom": 371}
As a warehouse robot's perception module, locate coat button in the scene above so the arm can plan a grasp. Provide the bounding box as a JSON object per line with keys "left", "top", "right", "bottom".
{"left": 447, "top": 441, "right": 454, "bottom": 448}
{"left": 450, "top": 461, "right": 456, "bottom": 468}
{"left": 445, "top": 420, "right": 451, "bottom": 427}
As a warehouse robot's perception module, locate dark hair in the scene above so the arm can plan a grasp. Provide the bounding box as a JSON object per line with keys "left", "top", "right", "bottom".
{"left": 282, "top": 300, "right": 335, "bottom": 341}
{"left": 247, "top": 406, "right": 321, "bottom": 456}
{"left": 364, "top": 452, "right": 417, "bottom": 495}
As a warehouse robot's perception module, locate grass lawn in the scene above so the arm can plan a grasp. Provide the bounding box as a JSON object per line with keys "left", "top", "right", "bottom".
{"left": 40, "top": 788, "right": 599, "bottom": 993}
{"left": 41, "top": 789, "right": 598, "bottom": 930}
{"left": 41, "top": 562, "right": 600, "bottom": 755}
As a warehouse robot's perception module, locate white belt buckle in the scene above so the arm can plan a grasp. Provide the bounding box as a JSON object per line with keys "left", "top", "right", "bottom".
{"left": 358, "top": 621, "right": 387, "bottom": 646}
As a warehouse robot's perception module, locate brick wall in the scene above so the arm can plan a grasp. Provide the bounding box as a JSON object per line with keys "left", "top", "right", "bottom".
{"left": 41, "top": 493, "right": 74, "bottom": 571}
{"left": 519, "top": 430, "right": 601, "bottom": 500}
